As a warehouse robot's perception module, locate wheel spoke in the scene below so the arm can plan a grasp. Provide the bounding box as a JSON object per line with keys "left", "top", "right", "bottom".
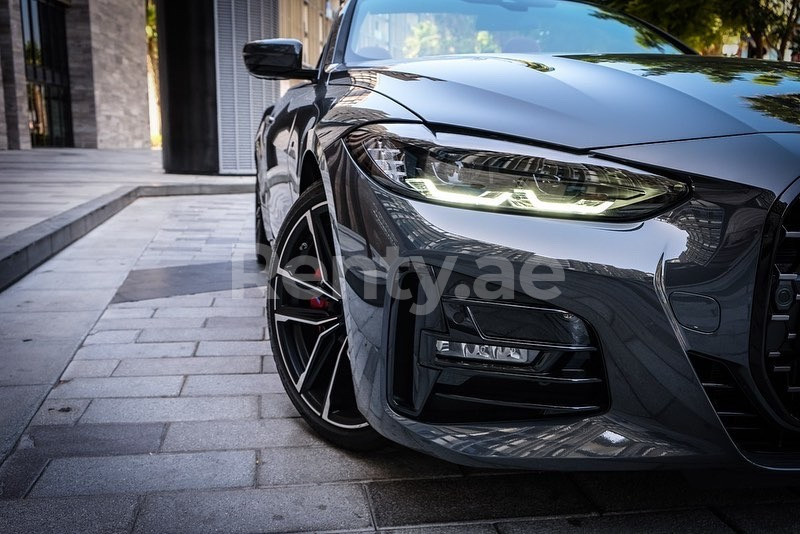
{"left": 297, "top": 324, "right": 341, "bottom": 393}
{"left": 276, "top": 267, "right": 339, "bottom": 302}
{"left": 321, "top": 343, "right": 346, "bottom": 422}
{"left": 274, "top": 305, "right": 339, "bottom": 326}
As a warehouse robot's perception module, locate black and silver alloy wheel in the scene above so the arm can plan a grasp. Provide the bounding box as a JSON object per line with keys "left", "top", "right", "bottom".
{"left": 267, "top": 181, "right": 384, "bottom": 450}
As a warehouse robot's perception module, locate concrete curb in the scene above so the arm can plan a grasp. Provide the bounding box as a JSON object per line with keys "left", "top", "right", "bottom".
{"left": 0, "top": 182, "right": 253, "bottom": 291}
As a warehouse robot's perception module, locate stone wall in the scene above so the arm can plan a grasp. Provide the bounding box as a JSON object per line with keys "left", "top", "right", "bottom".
{"left": 0, "top": 0, "right": 31, "bottom": 149}
{"left": 88, "top": 0, "right": 149, "bottom": 149}
{"left": 0, "top": 39, "right": 7, "bottom": 150}
{"left": 65, "top": 0, "right": 97, "bottom": 148}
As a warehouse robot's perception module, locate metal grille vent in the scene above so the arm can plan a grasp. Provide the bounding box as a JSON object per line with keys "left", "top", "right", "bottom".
{"left": 215, "top": 0, "right": 280, "bottom": 174}
{"left": 763, "top": 198, "right": 800, "bottom": 418}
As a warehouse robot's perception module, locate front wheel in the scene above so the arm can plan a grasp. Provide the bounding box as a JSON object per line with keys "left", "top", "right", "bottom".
{"left": 266, "top": 181, "right": 384, "bottom": 451}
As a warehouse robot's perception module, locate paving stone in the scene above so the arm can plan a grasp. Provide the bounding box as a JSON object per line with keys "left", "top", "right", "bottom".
{"left": 259, "top": 446, "right": 459, "bottom": 485}
{"left": 100, "top": 308, "right": 154, "bottom": 319}
{"left": 113, "top": 294, "right": 215, "bottom": 308}
{"left": 138, "top": 327, "right": 263, "bottom": 343}
{"left": 571, "top": 471, "right": 800, "bottom": 513}
{"left": 30, "top": 450, "right": 256, "bottom": 497}
{"left": 0, "top": 311, "right": 100, "bottom": 340}
{"left": 715, "top": 502, "right": 800, "bottom": 533}
{"left": 212, "top": 297, "right": 266, "bottom": 308}
{"left": 0, "top": 338, "right": 82, "bottom": 386}
{"left": 0, "top": 288, "right": 115, "bottom": 312}
{"left": 0, "top": 495, "right": 139, "bottom": 533}
{"left": 81, "top": 397, "right": 258, "bottom": 423}
{"left": 181, "top": 374, "right": 282, "bottom": 396}
{"left": 384, "top": 525, "right": 498, "bottom": 534}
{"left": 61, "top": 360, "right": 119, "bottom": 379}
{"left": 92, "top": 317, "right": 205, "bottom": 332}
{"left": 74, "top": 342, "right": 196, "bottom": 360}
{"left": 30, "top": 399, "right": 91, "bottom": 426}
{"left": 113, "top": 356, "right": 260, "bottom": 376}
{"left": 48, "top": 376, "right": 183, "bottom": 399}
{"left": 497, "top": 509, "right": 731, "bottom": 533}
{"left": 133, "top": 484, "right": 372, "bottom": 534}
{"left": 367, "top": 473, "right": 593, "bottom": 527}
{"left": 161, "top": 419, "right": 323, "bottom": 451}
{"left": 196, "top": 341, "right": 269, "bottom": 356}
{"left": 204, "top": 316, "right": 266, "bottom": 328}
{"left": 22, "top": 423, "right": 164, "bottom": 457}
{"left": 18, "top": 270, "right": 127, "bottom": 290}
{"left": 0, "top": 450, "right": 49, "bottom": 499}
{"left": 261, "top": 355, "right": 277, "bottom": 373}
{"left": 83, "top": 330, "right": 140, "bottom": 345}
{"left": 259, "top": 393, "right": 299, "bottom": 418}
{"left": 0, "top": 385, "right": 50, "bottom": 460}
{"left": 153, "top": 306, "right": 264, "bottom": 318}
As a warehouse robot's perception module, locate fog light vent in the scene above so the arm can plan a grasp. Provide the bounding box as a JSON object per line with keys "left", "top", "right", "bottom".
{"left": 435, "top": 340, "right": 539, "bottom": 365}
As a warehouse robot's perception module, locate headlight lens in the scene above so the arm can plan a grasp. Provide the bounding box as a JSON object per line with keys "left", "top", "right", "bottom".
{"left": 346, "top": 124, "right": 688, "bottom": 220}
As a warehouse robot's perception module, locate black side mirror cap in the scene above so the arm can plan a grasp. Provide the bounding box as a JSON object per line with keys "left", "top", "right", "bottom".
{"left": 243, "top": 38, "right": 317, "bottom": 80}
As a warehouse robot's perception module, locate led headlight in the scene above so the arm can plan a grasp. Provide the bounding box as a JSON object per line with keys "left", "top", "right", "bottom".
{"left": 345, "top": 124, "right": 688, "bottom": 220}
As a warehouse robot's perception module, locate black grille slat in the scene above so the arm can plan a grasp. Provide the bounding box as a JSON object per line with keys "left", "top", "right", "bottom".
{"left": 762, "top": 198, "right": 800, "bottom": 420}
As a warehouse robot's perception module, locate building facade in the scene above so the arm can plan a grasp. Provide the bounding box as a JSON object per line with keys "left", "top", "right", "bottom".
{"left": 158, "top": 0, "right": 336, "bottom": 175}
{"left": 0, "top": 0, "right": 150, "bottom": 150}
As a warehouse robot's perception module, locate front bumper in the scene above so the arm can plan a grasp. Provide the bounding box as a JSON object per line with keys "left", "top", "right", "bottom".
{"left": 324, "top": 139, "right": 799, "bottom": 471}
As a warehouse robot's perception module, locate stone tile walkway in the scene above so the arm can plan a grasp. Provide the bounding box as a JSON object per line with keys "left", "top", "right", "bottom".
{"left": 0, "top": 148, "right": 249, "bottom": 240}
{"left": 1, "top": 193, "right": 799, "bottom": 533}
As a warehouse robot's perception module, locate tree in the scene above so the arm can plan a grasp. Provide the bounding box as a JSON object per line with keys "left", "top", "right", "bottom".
{"left": 605, "top": 0, "right": 800, "bottom": 59}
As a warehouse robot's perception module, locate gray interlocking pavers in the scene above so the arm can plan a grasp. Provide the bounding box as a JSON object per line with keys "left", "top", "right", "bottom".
{"left": 61, "top": 360, "right": 119, "bottom": 379}
{"left": 153, "top": 306, "right": 264, "bottom": 318}
{"left": 195, "top": 340, "right": 269, "bottom": 356}
{"left": 30, "top": 450, "right": 256, "bottom": 497}
{"left": 92, "top": 317, "right": 206, "bottom": 332}
{"left": 82, "top": 330, "right": 141, "bottom": 345}
{"left": 181, "top": 374, "right": 282, "bottom": 396}
{"left": 258, "top": 446, "right": 460, "bottom": 486}
{"left": 383, "top": 525, "right": 498, "bottom": 534}
{"left": 132, "top": 485, "right": 373, "bottom": 534}
{"left": 367, "top": 474, "right": 594, "bottom": 527}
{"left": 74, "top": 342, "right": 196, "bottom": 360}
{"left": 161, "top": 419, "right": 324, "bottom": 451}
{"left": 80, "top": 397, "right": 259, "bottom": 423}
{"left": 204, "top": 316, "right": 266, "bottom": 329}
{"left": 497, "top": 510, "right": 733, "bottom": 533}
{"left": 137, "top": 327, "right": 264, "bottom": 343}
{"left": 0, "top": 385, "right": 50, "bottom": 460}
{"left": 99, "top": 307, "right": 155, "bottom": 320}
{"left": 259, "top": 393, "right": 300, "bottom": 419}
{"left": 112, "top": 295, "right": 215, "bottom": 308}
{"left": 48, "top": 376, "right": 183, "bottom": 399}
{"left": 0, "top": 338, "right": 82, "bottom": 386}
{"left": 0, "top": 450, "right": 49, "bottom": 499}
{"left": 571, "top": 471, "right": 800, "bottom": 513}
{"left": 0, "top": 495, "right": 139, "bottom": 533}
{"left": 22, "top": 424, "right": 164, "bottom": 457}
{"left": 30, "top": 399, "right": 91, "bottom": 426}
{"left": 113, "top": 356, "right": 261, "bottom": 376}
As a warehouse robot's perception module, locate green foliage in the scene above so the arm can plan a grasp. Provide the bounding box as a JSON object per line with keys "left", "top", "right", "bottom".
{"left": 403, "top": 16, "right": 501, "bottom": 58}
{"left": 603, "top": 0, "right": 800, "bottom": 58}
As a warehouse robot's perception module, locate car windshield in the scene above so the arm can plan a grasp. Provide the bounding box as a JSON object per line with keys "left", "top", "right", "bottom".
{"left": 344, "top": 0, "right": 685, "bottom": 64}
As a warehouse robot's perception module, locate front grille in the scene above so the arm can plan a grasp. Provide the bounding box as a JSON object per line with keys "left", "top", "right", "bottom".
{"left": 759, "top": 196, "right": 800, "bottom": 421}
{"left": 690, "top": 354, "right": 800, "bottom": 454}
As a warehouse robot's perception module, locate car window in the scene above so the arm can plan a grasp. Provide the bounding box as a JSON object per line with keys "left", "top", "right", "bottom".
{"left": 345, "top": 0, "right": 684, "bottom": 64}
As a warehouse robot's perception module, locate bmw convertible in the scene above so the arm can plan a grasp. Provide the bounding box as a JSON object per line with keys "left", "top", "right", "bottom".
{"left": 245, "top": 0, "right": 800, "bottom": 471}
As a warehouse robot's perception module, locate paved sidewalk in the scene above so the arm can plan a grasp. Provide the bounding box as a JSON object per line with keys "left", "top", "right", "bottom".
{"left": 1, "top": 193, "right": 800, "bottom": 533}
{"left": 0, "top": 149, "right": 249, "bottom": 240}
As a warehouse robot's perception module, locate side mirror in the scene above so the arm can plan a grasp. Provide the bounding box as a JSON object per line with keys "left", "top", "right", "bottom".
{"left": 243, "top": 39, "right": 317, "bottom": 80}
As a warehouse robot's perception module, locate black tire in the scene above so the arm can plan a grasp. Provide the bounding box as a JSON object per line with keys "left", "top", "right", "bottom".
{"left": 255, "top": 182, "right": 270, "bottom": 265}
{"left": 266, "top": 181, "right": 385, "bottom": 451}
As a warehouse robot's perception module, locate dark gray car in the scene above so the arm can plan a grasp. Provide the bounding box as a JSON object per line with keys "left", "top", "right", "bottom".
{"left": 246, "top": 0, "right": 800, "bottom": 471}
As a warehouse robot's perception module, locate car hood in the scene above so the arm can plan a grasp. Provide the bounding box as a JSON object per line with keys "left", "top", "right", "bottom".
{"left": 332, "top": 54, "right": 800, "bottom": 150}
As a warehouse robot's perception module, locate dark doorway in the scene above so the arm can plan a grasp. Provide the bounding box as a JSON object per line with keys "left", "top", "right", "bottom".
{"left": 21, "top": 0, "right": 73, "bottom": 147}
